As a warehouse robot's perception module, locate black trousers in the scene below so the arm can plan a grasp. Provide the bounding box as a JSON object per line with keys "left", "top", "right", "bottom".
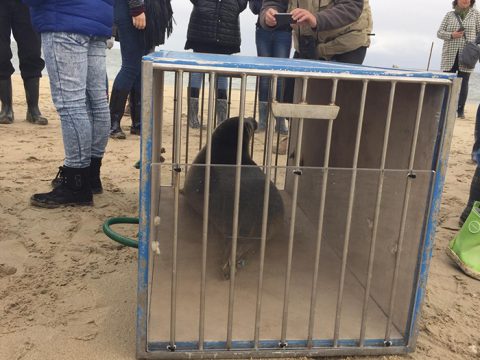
{"left": 448, "top": 53, "right": 470, "bottom": 115}
{"left": 0, "top": 0, "right": 44, "bottom": 80}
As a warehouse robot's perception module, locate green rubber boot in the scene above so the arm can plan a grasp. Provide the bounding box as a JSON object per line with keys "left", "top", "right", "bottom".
{"left": 447, "top": 200, "right": 480, "bottom": 280}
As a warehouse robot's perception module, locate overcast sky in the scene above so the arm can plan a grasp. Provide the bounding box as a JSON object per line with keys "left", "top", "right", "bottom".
{"left": 163, "top": 1, "right": 460, "bottom": 71}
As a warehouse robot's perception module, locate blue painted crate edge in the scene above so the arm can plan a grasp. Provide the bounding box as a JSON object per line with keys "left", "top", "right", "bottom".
{"left": 143, "top": 50, "right": 456, "bottom": 80}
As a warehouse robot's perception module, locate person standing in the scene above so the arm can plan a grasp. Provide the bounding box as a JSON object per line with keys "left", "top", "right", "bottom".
{"left": 437, "top": 0, "right": 480, "bottom": 119}
{"left": 185, "top": 0, "right": 248, "bottom": 129}
{"left": 260, "top": 0, "right": 372, "bottom": 65}
{"left": 109, "top": 0, "right": 173, "bottom": 139}
{"left": 250, "top": 0, "right": 291, "bottom": 134}
{"left": 24, "top": 0, "right": 113, "bottom": 208}
{"left": 0, "top": 0, "right": 47, "bottom": 125}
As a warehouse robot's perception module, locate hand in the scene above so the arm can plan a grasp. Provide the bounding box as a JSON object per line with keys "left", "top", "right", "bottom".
{"left": 291, "top": 8, "right": 317, "bottom": 29}
{"left": 265, "top": 8, "right": 278, "bottom": 27}
{"left": 132, "top": 13, "right": 146, "bottom": 30}
{"left": 452, "top": 30, "right": 464, "bottom": 39}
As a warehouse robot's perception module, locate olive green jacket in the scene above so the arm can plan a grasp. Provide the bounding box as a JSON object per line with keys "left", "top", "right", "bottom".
{"left": 260, "top": 0, "right": 373, "bottom": 60}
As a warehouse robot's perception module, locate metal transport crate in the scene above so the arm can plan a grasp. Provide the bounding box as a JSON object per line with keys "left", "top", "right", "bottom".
{"left": 137, "top": 51, "right": 460, "bottom": 359}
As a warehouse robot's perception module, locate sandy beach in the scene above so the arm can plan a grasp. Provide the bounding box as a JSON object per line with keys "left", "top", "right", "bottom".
{"left": 0, "top": 75, "right": 479, "bottom": 360}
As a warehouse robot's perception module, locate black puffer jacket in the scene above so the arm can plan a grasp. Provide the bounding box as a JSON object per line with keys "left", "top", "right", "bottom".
{"left": 185, "top": 0, "right": 248, "bottom": 54}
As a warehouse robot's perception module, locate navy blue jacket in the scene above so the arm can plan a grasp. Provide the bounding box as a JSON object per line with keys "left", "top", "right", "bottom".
{"left": 23, "top": 0, "right": 113, "bottom": 37}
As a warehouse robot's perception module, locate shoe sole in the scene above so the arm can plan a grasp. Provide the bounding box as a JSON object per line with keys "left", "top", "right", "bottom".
{"left": 110, "top": 133, "right": 126, "bottom": 139}
{"left": 446, "top": 246, "right": 480, "bottom": 280}
{"left": 30, "top": 198, "right": 94, "bottom": 209}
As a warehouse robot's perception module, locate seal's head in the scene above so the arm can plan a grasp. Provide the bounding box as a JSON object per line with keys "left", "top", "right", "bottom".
{"left": 211, "top": 117, "right": 257, "bottom": 165}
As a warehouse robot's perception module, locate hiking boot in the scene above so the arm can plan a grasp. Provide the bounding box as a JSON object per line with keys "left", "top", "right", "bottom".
{"left": 51, "top": 158, "right": 103, "bottom": 194}
{"left": 32, "top": 166, "right": 93, "bottom": 208}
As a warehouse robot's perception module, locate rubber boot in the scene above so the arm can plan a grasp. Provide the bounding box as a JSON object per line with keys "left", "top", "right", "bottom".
{"left": 24, "top": 77, "right": 48, "bottom": 125}
{"left": 257, "top": 101, "right": 268, "bottom": 132}
{"left": 109, "top": 87, "right": 129, "bottom": 139}
{"left": 129, "top": 89, "right": 141, "bottom": 135}
{"left": 447, "top": 200, "right": 480, "bottom": 280}
{"left": 31, "top": 166, "right": 93, "bottom": 208}
{"left": 51, "top": 157, "right": 103, "bottom": 194}
{"left": 188, "top": 96, "right": 200, "bottom": 129}
{"left": 460, "top": 166, "right": 480, "bottom": 224}
{"left": 275, "top": 117, "right": 288, "bottom": 135}
{"left": 90, "top": 157, "right": 103, "bottom": 194}
{"left": 0, "top": 78, "right": 14, "bottom": 124}
{"left": 216, "top": 98, "right": 228, "bottom": 125}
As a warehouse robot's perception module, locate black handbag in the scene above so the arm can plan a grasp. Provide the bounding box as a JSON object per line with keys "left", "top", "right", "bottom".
{"left": 455, "top": 13, "right": 480, "bottom": 69}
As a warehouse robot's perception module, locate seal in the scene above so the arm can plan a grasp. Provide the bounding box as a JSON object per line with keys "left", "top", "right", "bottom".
{"left": 183, "top": 116, "right": 284, "bottom": 279}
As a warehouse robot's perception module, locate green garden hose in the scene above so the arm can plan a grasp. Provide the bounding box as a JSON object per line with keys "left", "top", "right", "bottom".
{"left": 103, "top": 217, "right": 139, "bottom": 248}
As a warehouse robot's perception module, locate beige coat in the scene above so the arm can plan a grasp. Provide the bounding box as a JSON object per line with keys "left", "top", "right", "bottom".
{"left": 290, "top": 0, "right": 373, "bottom": 60}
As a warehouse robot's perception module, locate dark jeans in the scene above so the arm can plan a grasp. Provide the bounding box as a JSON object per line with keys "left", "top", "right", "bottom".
{"left": 0, "top": 0, "right": 44, "bottom": 80}
{"left": 284, "top": 46, "right": 367, "bottom": 103}
{"left": 112, "top": 0, "right": 147, "bottom": 96}
{"left": 448, "top": 53, "right": 470, "bottom": 115}
{"left": 255, "top": 26, "right": 292, "bottom": 102}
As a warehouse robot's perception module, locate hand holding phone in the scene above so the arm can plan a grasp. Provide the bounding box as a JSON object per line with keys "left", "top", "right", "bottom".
{"left": 274, "top": 13, "right": 296, "bottom": 27}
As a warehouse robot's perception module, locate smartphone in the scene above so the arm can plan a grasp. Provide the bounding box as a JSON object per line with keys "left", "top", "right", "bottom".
{"left": 274, "top": 13, "right": 296, "bottom": 26}
{"left": 458, "top": 26, "right": 465, "bottom": 32}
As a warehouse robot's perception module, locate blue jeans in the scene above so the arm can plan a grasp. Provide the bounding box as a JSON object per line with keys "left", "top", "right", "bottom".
{"left": 255, "top": 26, "right": 292, "bottom": 102}
{"left": 189, "top": 72, "right": 229, "bottom": 97}
{"left": 42, "top": 32, "right": 110, "bottom": 168}
{"left": 113, "top": 0, "right": 147, "bottom": 95}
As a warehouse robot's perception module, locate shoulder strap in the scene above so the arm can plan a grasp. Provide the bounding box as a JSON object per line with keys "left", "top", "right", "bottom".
{"left": 454, "top": 13, "right": 467, "bottom": 39}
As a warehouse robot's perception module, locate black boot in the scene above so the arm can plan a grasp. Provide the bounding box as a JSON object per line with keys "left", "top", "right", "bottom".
{"left": 109, "top": 87, "right": 129, "bottom": 139}
{"left": 51, "top": 158, "right": 103, "bottom": 194}
{"left": 90, "top": 157, "right": 103, "bottom": 194}
{"left": 0, "top": 78, "right": 14, "bottom": 124}
{"left": 24, "top": 77, "right": 48, "bottom": 125}
{"left": 31, "top": 166, "right": 93, "bottom": 208}
{"left": 461, "top": 166, "right": 480, "bottom": 224}
{"left": 129, "top": 88, "right": 141, "bottom": 135}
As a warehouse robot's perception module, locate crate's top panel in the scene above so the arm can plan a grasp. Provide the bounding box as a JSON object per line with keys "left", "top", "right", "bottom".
{"left": 144, "top": 50, "right": 456, "bottom": 80}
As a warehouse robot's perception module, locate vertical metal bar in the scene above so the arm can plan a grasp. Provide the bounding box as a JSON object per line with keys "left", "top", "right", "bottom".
{"left": 280, "top": 77, "right": 309, "bottom": 347}
{"left": 253, "top": 75, "right": 278, "bottom": 349}
{"left": 226, "top": 74, "right": 247, "bottom": 349}
{"left": 359, "top": 81, "right": 397, "bottom": 346}
{"left": 185, "top": 76, "right": 190, "bottom": 169}
{"left": 251, "top": 77, "right": 259, "bottom": 158}
{"left": 198, "top": 72, "right": 216, "bottom": 350}
{"left": 385, "top": 83, "right": 426, "bottom": 341}
{"left": 307, "top": 78, "right": 339, "bottom": 348}
{"left": 148, "top": 71, "right": 165, "bottom": 326}
{"left": 136, "top": 59, "right": 153, "bottom": 359}
{"left": 227, "top": 76, "right": 233, "bottom": 118}
{"left": 333, "top": 79, "right": 369, "bottom": 347}
{"left": 169, "top": 70, "right": 184, "bottom": 350}
{"left": 200, "top": 73, "right": 206, "bottom": 151}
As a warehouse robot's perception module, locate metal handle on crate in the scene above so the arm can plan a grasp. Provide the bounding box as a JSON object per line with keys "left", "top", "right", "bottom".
{"left": 271, "top": 102, "right": 340, "bottom": 120}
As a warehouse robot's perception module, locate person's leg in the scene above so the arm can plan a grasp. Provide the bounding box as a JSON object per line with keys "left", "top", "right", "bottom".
{"left": 11, "top": 2, "right": 47, "bottom": 125}
{"left": 457, "top": 70, "right": 470, "bottom": 118}
{"left": 272, "top": 30, "right": 292, "bottom": 134}
{"left": 86, "top": 37, "right": 110, "bottom": 193}
{"left": 0, "top": 1, "right": 14, "bottom": 124}
{"left": 215, "top": 76, "right": 229, "bottom": 124}
{"left": 31, "top": 32, "right": 93, "bottom": 208}
{"left": 129, "top": 76, "right": 142, "bottom": 134}
{"left": 331, "top": 46, "right": 368, "bottom": 65}
{"left": 461, "top": 166, "right": 480, "bottom": 224}
{"left": 255, "top": 26, "right": 273, "bottom": 130}
{"left": 472, "top": 104, "right": 480, "bottom": 164}
{"left": 110, "top": 0, "right": 145, "bottom": 138}
{"left": 187, "top": 72, "right": 203, "bottom": 128}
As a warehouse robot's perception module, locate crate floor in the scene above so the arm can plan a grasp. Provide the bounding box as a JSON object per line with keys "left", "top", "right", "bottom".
{"left": 147, "top": 187, "right": 402, "bottom": 345}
